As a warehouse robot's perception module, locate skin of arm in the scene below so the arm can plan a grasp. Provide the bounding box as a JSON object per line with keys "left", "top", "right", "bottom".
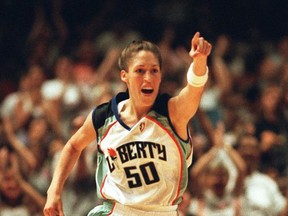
{"left": 224, "top": 145, "right": 246, "bottom": 196}
{"left": 170, "top": 32, "right": 212, "bottom": 197}
{"left": 13, "top": 95, "right": 32, "bottom": 130}
{"left": 193, "top": 107, "right": 246, "bottom": 196}
{"left": 190, "top": 147, "right": 218, "bottom": 179}
{"left": 169, "top": 32, "right": 212, "bottom": 139}
{"left": 211, "top": 35, "right": 232, "bottom": 96}
{"left": 19, "top": 178, "right": 47, "bottom": 209}
{"left": 190, "top": 147, "right": 218, "bottom": 197}
{"left": 43, "top": 111, "right": 96, "bottom": 216}
{"left": 3, "top": 117, "right": 38, "bottom": 170}
{"left": 9, "top": 153, "right": 47, "bottom": 211}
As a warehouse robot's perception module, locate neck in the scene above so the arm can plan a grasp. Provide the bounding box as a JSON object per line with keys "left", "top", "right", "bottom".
{"left": 119, "top": 99, "right": 151, "bottom": 126}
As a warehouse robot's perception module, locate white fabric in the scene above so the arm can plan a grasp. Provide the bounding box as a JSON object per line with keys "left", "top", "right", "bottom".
{"left": 188, "top": 191, "right": 240, "bottom": 216}
{"left": 41, "top": 80, "right": 81, "bottom": 108}
{"left": 215, "top": 149, "right": 237, "bottom": 193}
{"left": 242, "top": 171, "right": 286, "bottom": 216}
{"left": 187, "top": 63, "right": 209, "bottom": 87}
{"left": 99, "top": 117, "right": 183, "bottom": 205}
{"left": 0, "top": 206, "right": 30, "bottom": 216}
{"left": 110, "top": 202, "right": 178, "bottom": 216}
{"left": 200, "top": 86, "right": 220, "bottom": 111}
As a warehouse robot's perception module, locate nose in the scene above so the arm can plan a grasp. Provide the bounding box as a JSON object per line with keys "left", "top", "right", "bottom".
{"left": 144, "top": 71, "right": 152, "bottom": 82}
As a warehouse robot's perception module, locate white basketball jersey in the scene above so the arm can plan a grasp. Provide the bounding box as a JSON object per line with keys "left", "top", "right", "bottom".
{"left": 92, "top": 92, "right": 193, "bottom": 208}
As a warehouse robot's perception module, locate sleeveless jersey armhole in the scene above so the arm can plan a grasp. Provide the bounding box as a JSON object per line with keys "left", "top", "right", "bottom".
{"left": 153, "top": 93, "right": 190, "bottom": 143}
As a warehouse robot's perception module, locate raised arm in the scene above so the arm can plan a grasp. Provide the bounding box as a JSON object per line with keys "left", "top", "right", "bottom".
{"left": 43, "top": 111, "right": 96, "bottom": 216}
{"left": 10, "top": 153, "right": 46, "bottom": 212}
{"left": 3, "top": 117, "right": 38, "bottom": 170}
{"left": 193, "top": 109, "right": 246, "bottom": 196}
{"left": 169, "top": 32, "right": 212, "bottom": 139}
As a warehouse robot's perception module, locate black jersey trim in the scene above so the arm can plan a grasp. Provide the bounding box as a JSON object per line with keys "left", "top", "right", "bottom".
{"left": 91, "top": 102, "right": 110, "bottom": 131}
{"left": 112, "top": 92, "right": 130, "bottom": 130}
{"left": 153, "top": 93, "right": 190, "bottom": 143}
{"left": 92, "top": 92, "right": 189, "bottom": 143}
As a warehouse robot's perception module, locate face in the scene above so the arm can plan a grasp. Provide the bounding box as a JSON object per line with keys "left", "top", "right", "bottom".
{"left": 121, "top": 50, "right": 161, "bottom": 108}
{"left": 206, "top": 166, "right": 229, "bottom": 197}
{"left": 238, "top": 136, "right": 259, "bottom": 161}
{"left": 237, "top": 136, "right": 259, "bottom": 173}
{"left": 261, "top": 85, "right": 281, "bottom": 112}
{"left": 0, "top": 169, "right": 22, "bottom": 201}
{"left": 28, "top": 118, "right": 48, "bottom": 141}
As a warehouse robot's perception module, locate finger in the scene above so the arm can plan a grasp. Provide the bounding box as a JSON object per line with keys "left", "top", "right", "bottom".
{"left": 201, "top": 41, "right": 209, "bottom": 54}
{"left": 198, "top": 39, "right": 211, "bottom": 56}
{"left": 197, "top": 37, "right": 204, "bottom": 53}
{"left": 58, "top": 202, "right": 64, "bottom": 216}
{"left": 191, "top": 32, "right": 200, "bottom": 50}
{"left": 204, "top": 42, "right": 212, "bottom": 56}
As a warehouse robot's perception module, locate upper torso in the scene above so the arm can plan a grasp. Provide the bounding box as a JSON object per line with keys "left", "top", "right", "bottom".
{"left": 92, "top": 92, "right": 193, "bottom": 208}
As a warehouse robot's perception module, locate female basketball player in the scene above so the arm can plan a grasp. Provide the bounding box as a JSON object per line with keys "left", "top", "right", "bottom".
{"left": 43, "top": 32, "right": 212, "bottom": 216}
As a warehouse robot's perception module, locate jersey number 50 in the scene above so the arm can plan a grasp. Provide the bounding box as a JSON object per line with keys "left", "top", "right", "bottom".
{"left": 124, "top": 162, "right": 160, "bottom": 188}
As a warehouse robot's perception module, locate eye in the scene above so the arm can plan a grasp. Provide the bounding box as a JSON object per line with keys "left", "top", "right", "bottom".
{"left": 151, "top": 68, "right": 159, "bottom": 74}
{"left": 136, "top": 68, "right": 145, "bottom": 73}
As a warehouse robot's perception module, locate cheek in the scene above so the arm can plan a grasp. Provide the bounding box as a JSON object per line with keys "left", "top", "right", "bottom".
{"left": 125, "top": 76, "right": 141, "bottom": 90}
{"left": 153, "top": 74, "right": 162, "bottom": 87}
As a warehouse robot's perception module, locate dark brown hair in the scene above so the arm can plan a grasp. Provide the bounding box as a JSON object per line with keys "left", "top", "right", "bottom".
{"left": 118, "top": 40, "right": 162, "bottom": 71}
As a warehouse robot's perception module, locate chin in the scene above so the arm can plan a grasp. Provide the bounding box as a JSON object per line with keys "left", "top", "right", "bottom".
{"left": 141, "top": 97, "right": 155, "bottom": 107}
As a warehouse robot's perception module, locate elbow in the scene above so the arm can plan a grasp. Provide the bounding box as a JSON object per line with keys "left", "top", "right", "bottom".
{"left": 65, "top": 141, "right": 83, "bottom": 155}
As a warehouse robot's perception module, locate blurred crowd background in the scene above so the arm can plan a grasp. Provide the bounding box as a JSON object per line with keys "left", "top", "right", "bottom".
{"left": 0, "top": 0, "right": 288, "bottom": 215}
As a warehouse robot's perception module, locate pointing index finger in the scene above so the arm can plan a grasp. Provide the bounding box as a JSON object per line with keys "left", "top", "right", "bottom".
{"left": 191, "top": 32, "right": 200, "bottom": 50}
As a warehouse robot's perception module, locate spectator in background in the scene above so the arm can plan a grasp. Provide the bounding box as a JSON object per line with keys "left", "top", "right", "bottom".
{"left": 236, "top": 133, "right": 288, "bottom": 216}
{"left": 2, "top": 116, "right": 52, "bottom": 196}
{"left": 254, "top": 83, "right": 288, "bottom": 179}
{"left": 25, "top": 2, "right": 68, "bottom": 72}
{"left": 189, "top": 35, "right": 232, "bottom": 136}
{"left": 276, "top": 57, "right": 288, "bottom": 128}
{"left": 178, "top": 190, "right": 192, "bottom": 216}
{"left": 188, "top": 109, "right": 246, "bottom": 216}
{"left": 93, "top": 19, "right": 142, "bottom": 59}
{"left": 41, "top": 55, "right": 86, "bottom": 139}
{"left": 72, "top": 38, "right": 98, "bottom": 87}
{"left": 0, "top": 73, "right": 31, "bottom": 120}
{"left": 157, "top": 25, "right": 188, "bottom": 96}
{"left": 280, "top": 84, "right": 288, "bottom": 133}
{"left": 72, "top": 37, "right": 126, "bottom": 109}
{"left": 0, "top": 136, "right": 46, "bottom": 216}
{"left": 2, "top": 65, "right": 46, "bottom": 131}
{"left": 47, "top": 115, "right": 98, "bottom": 216}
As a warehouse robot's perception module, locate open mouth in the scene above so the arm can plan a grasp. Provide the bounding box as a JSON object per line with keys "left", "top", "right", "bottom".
{"left": 141, "top": 88, "right": 153, "bottom": 94}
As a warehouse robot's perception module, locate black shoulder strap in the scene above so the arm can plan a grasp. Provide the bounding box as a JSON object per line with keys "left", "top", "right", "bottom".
{"left": 152, "top": 93, "right": 171, "bottom": 117}
{"left": 91, "top": 102, "right": 111, "bottom": 130}
{"left": 91, "top": 92, "right": 129, "bottom": 130}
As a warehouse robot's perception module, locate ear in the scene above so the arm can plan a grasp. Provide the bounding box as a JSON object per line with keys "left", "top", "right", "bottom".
{"left": 120, "top": 70, "right": 128, "bottom": 83}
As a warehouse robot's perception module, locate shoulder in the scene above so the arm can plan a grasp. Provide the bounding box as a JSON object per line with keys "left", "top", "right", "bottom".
{"left": 92, "top": 101, "right": 111, "bottom": 130}
{"left": 92, "top": 92, "right": 129, "bottom": 129}
{"left": 152, "top": 93, "right": 172, "bottom": 116}
{"left": 248, "top": 172, "right": 280, "bottom": 191}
